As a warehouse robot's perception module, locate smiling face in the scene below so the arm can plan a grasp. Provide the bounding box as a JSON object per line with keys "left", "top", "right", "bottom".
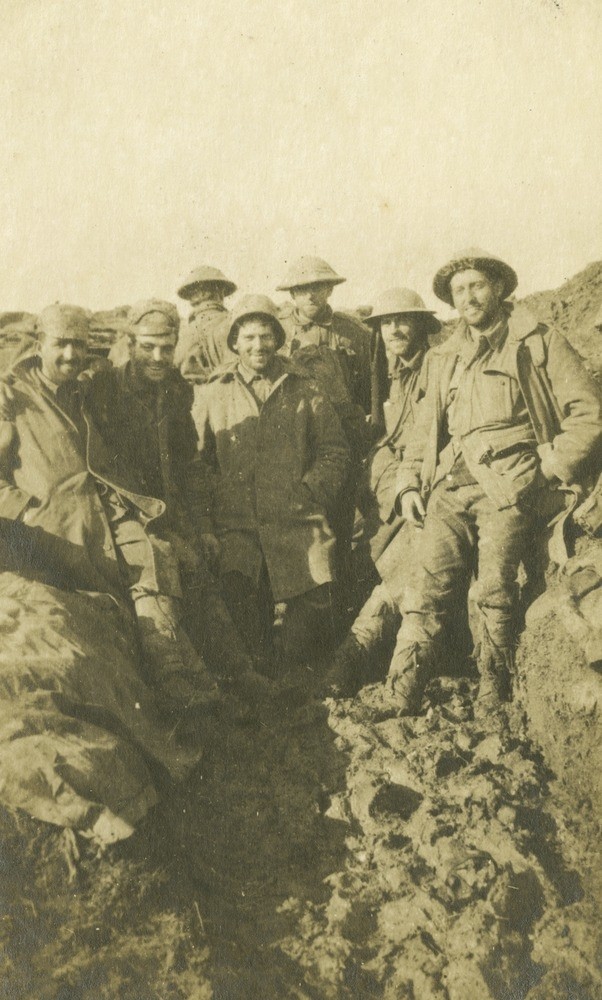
{"left": 449, "top": 268, "right": 504, "bottom": 330}
{"left": 38, "top": 328, "right": 89, "bottom": 385}
{"left": 233, "top": 317, "right": 279, "bottom": 374}
{"left": 379, "top": 313, "right": 425, "bottom": 360}
{"left": 290, "top": 282, "right": 334, "bottom": 321}
{"left": 130, "top": 313, "right": 178, "bottom": 383}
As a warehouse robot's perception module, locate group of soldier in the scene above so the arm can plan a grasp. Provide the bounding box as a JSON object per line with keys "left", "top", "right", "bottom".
{"left": 0, "top": 247, "right": 600, "bottom": 725}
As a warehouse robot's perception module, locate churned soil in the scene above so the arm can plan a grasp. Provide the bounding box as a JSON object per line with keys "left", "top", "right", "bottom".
{"left": 1, "top": 636, "right": 600, "bottom": 999}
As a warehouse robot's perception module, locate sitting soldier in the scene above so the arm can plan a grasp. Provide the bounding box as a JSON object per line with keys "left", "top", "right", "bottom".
{"left": 324, "top": 288, "right": 441, "bottom": 696}
{"left": 383, "top": 249, "right": 602, "bottom": 717}
{"left": 0, "top": 303, "right": 216, "bottom": 716}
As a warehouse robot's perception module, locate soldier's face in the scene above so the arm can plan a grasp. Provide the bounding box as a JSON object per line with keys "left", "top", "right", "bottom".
{"left": 131, "top": 314, "right": 178, "bottom": 382}
{"left": 449, "top": 269, "right": 504, "bottom": 329}
{"left": 235, "top": 319, "right": 278, "bottom": 373}
{"left": 38, "top": 330, "right": 89, "bottom": 385}
{"left": 290, "top": 282, "right": 334, "bottom": 319}
{"left": 380, "top": 314, "right": 424, "bottom": 360}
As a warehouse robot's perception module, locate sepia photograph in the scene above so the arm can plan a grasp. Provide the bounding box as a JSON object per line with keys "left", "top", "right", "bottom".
{"left": 0, "top": 0, "right": 601, "bottom": 997}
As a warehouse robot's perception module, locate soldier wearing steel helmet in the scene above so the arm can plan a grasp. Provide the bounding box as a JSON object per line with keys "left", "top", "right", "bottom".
{"left": 277, "top": 257, "right": 373, "bottom": 593}
{"left": 324, "top": 288, "right": 443, "bottom": 696}
{"left": 192, "top": 295, "right": 350, "bottom": 670}
{"left": 371, "top": 249, "right": 602, "bottom": 720}
{"left": 175, "top": 265, "right": 238, "bottom": 383}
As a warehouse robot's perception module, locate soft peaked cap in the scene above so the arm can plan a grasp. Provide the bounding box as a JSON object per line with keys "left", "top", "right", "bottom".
{"left": 38, "top": 304, "right": 90, "bottom": 339}
{"left": 433, "top": 248, "right": 518, "bottom": 307}
{"left": 129, "top": 299, "right": 180, "bottom": 335}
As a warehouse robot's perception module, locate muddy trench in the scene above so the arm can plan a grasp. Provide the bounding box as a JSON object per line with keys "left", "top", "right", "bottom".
{"left": 1, "top": 638, "right": 600, "bottom": 1000}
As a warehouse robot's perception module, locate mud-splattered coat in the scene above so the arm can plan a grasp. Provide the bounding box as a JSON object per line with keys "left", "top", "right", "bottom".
{"left": 0, "top": 357, "right": 163, "bottom": 596}
{"left": 192, "top": 359, "right": 350, "bottom": 601}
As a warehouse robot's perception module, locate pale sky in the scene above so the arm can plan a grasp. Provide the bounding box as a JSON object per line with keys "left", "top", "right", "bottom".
{"left": 0, "top": 0, "right": 600, "bottom": 317}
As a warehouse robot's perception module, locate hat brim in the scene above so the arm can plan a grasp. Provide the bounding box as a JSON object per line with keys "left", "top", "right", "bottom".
{"left": 433, "top": 258, "right": 517, "bottom": 307}
{"left": 227, "top": 313, "right": 286, "bottom": 352}
{"left": 178, "top": 279, "right": 237, "bottom": 300}
{"left": 366, "top": 310, "right": 441, "bottom": 337}
{"left": 276, "top": 277, "right": 346, "bottom": 292}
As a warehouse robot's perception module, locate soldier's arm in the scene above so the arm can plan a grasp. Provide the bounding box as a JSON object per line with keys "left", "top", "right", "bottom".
{"left": 303, "top": 392, "right": 351, "bottom": 507}
{"left": 190, "top": 387, "right": 219, "bottom": 535}
{"left": 395, "top": 354, "right": 437, "bottom": 498}
{"left": 537, "top": 330, "right": 602, "bottom": 484}
{"left": 0, "top": 381, "right": 39, "bottom": 520}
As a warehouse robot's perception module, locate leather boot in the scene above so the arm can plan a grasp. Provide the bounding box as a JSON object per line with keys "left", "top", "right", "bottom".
{"left": 323, "top": 634, "right": 369, "bottom": 698}
{"left": 134, "top": 594, "right": 220, "bottom": 715}
{"left": 474, "top": 645, "right": 514, "bottom": 717}
{"left": 386, "top": 644, "right": 434, "bottom": 716}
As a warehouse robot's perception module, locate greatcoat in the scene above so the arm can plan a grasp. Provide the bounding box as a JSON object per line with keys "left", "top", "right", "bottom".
{"left": 0, "top": 357, "right": 164, "bottom": 598}
{"left": 192, "top": 360, "right": 350, "bottom": 601}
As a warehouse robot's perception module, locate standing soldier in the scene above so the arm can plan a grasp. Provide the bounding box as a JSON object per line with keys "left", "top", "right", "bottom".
{"left": 175, "top": 265, "right": 237, "bottom": 382}
{"left": 325, "top": 289, "right": 441, "bottom": 695}
{"left": 382, "top": 248, "right": 602, "bottom": 717}
{"left": 276, "top": 256, "right": 373, "bottom": 588}
{"left": 192, "top": 295, "right": 350, "bottom": 670}
{"left": 88, "top": 299, "right": 257, "bottom": 687}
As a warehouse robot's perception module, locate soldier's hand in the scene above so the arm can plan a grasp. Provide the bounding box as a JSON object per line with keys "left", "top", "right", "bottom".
{"left": 200, "top": 532, "right": 220, "bottom": 567}
{"left": 400, "top": 490, "right": 425, "bottom": 527}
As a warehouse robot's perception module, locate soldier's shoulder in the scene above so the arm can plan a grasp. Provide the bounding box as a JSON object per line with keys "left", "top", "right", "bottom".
{"left": 206, "top": 360, "right": 239, "bottom": 385}
{"left": 333, "top": 311, "right": 371, "bottom": 341}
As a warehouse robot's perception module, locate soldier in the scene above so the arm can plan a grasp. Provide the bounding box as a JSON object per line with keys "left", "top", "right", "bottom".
{"left": 277, "top": 256, "right": 373, "bottom": 588}
{"left": 0, "top": 304, "right": 217, "bottom": 716}
{"left": 192, "top": 295, "right": 350, "bottom": 669}
{"left": 380, "top": 248, "right": 602, "bottom": 717}
{"left": 88, "top": 299, "right": 258, "bottom": 687}
{"left": 324, "top": 289, "right": 441, "bottom": 696}
{"left": 175, "top": 265, "right": 237, "bottom": 382}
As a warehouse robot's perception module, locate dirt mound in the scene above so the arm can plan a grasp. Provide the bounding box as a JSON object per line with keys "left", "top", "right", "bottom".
{"left": 520, "top": 261, "right": 602, "bottom": 373}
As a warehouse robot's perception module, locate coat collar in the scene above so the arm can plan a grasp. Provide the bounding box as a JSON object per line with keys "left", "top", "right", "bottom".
{"left": 208, "top": 355, "right": 304, "bottom": 385}
{"left": 434, "top": 303, "right": 544, "bottom": 356}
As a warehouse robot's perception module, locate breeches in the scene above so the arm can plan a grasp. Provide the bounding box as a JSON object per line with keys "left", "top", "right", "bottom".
{"left": 397, "top": 481, "right": 534, "bottom": 657}
{"left": 112, "top": 517, "right": 182, "bottom": 600}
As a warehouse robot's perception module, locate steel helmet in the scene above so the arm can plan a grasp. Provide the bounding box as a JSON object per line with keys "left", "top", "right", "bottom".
{"left": 366, "top": 288, "right": 441, "bottom": 337}
{"left": 177, "top": 266, "right": 237, "bottom": 300}
{"left": 433, "top": 248, "right": 517, "bottom": 307}
{"left": 227, "top": 295, "right": 286, "bottom": 352}
{"left": 276, "top": 256, "right": 346, "bottom": 291}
